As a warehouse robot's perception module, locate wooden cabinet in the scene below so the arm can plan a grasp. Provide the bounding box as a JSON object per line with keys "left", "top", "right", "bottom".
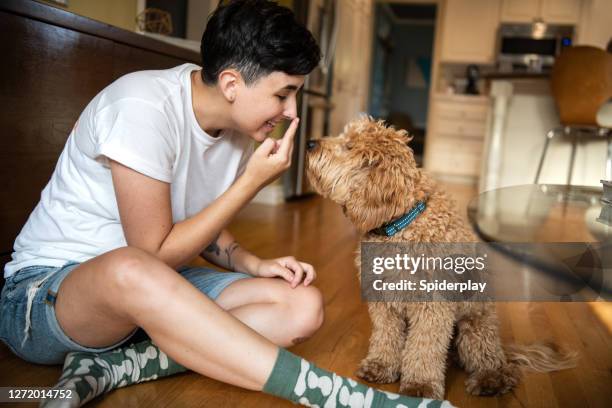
{"left": 501, "top": 0, "right": 582, "bottom": 24}
{"left": 440, "top": 0, "right": 583, "bottom": 64}
{"left": 439, "top": 0, "right": 501, "bottom": 64}
{"left": 541, "top": 0, "right": 582, "bottom": 24}
{"left": 500, "top": 0, "right": 540, "bottom": 22}
{"left": 424, "top": 95, "right": 491, "bottom": 179}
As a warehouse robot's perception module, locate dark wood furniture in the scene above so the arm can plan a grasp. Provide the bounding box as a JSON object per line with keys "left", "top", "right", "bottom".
{"left": 0, "top": 0, "right": 200, "bottom": 275}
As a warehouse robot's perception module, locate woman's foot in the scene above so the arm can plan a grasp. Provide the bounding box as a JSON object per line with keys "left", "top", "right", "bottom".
{"left": 42, "top": 340, "right": 186, "bottom": 407}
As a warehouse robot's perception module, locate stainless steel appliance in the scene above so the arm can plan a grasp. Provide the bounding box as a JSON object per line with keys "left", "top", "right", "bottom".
{"left": 283, "top": 0, "right": 337, "bottom": 198}
{"left": 497, "top": 22, "right": 574, "bottom": 73}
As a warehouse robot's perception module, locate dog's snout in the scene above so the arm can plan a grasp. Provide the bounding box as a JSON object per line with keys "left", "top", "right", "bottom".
{"left": 306, "top": 140, "right": 319, "bottom": 151}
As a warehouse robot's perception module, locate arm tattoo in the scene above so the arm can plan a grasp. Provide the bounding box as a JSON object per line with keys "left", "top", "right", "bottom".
{"left": 225, "top": 241, "right": 240, "bottom": 271}
{"left": 204, "top": 235, "right": 221, "bottom": 256}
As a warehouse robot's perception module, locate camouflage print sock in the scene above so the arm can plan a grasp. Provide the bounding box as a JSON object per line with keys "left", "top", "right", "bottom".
{"left": 41, "top": 340, "right": 186, "bottom": 407}
{"left": 263, "top": 348, "right": 455, "bottom": 408}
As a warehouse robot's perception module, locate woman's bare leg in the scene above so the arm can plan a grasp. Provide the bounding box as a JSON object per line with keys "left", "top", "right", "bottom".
{"left": 215, "top": 278, "right": 324, "bottom": 347}
{"left": 55, "top": 246, "right": 281, "bottom": 390}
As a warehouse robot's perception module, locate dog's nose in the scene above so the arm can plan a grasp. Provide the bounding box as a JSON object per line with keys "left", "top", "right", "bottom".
{"left": 306, "top": 140, "right": 319, "bottom": 151}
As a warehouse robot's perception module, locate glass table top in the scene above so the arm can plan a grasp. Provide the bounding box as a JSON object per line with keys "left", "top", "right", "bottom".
{"left": 467, "top": 184, "right": 611, "bottom": 243}
{"left": 467, "top": 184, "right": 611, "bottom": 300}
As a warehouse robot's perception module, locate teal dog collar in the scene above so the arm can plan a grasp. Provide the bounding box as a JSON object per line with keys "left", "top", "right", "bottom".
{"left": 371, "top": 200, "right": 427, "bottom": 237}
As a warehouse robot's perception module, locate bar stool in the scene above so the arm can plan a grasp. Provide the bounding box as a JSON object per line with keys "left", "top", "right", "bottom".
{"left": 534, "top": 46, "right": 612, "bottom": 184}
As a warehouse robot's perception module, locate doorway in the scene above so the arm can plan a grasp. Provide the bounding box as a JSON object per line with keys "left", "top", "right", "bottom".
{"left": 368, "top": 2, "right": 437, "bottom": 166}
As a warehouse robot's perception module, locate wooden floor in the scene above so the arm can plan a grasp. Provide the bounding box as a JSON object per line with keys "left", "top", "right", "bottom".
{"left": 1, "top": 182, "right": 610, "bottom": 407}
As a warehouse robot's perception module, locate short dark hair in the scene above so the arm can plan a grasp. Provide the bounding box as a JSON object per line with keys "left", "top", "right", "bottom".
{"left": 200, "top": 0, "right": 321, "bottom": 85}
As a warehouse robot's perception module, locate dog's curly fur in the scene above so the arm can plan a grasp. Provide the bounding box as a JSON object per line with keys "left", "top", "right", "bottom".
{"left": 306, "top": 117, "right": 577, "bottom": 400}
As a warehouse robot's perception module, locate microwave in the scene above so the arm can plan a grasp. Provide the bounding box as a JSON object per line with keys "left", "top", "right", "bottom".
{"left": 497, "top": 22, "right": 574, "bottom": 72}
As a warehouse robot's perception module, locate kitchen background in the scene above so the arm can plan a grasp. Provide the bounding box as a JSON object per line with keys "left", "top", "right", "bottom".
{"left": 41, "top": 0, "right": 612, "bottom": 202}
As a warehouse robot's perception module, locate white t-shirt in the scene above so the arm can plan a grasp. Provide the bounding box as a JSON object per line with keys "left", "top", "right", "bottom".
{"left": 4, "top": 63, "right": 253, "bottom": 278}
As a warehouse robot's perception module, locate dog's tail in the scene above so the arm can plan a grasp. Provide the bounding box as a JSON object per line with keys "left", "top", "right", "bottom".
{"left": 504, "top": 341, "right": 578, "bottom": 372}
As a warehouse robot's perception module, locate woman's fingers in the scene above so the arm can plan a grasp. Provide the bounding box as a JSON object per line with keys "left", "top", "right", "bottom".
{"left": 242, "top": 118, "right": 299, "bottom": 189}
{"left": 253, "top": 137, "right": 277, "bottom": 157}
{"left": 282, "top": 257, "right": 305, "bottom": 288}
{"left": 278, "top": 117, "right": 299, "bottom": 160}
{"left": 265, "top": 256, "right": 314, "bottom": 288}
{"left": 299, "top": 262, "right": 316, "bottom": 286}
{"left": 271, "top": 139, "right": 282, "bottom": 154}
{"left": 272, "top": 263, "right": 295, "bottom": 284}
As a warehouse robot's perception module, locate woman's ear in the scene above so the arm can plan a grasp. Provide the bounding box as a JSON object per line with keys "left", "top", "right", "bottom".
{"left": 217, "top": 69, "right": 241, "bottom": 102}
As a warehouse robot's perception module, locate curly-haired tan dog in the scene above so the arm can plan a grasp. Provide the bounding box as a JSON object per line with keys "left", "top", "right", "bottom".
{"left": 305, "top": 117, "right": 576, "bottom": 400}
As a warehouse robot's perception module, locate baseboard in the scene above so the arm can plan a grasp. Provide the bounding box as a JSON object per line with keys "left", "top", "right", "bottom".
{"left": 251, "top": 184, "right": 285, "bottom": 205}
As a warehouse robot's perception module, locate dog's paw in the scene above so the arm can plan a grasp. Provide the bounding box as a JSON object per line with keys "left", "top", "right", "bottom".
{"left": 399, "top": 381, "right": 443, "bottom": 399}
{"left": 465, "top": 366, "right": 520, "bottom": 396}
{"left": 356, "top": 359, "right": 400, "bottom": 384}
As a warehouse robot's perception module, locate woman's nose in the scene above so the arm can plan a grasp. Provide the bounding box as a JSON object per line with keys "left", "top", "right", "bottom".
{"left": 284, "top": 96, "right": 298, "bottom": 119}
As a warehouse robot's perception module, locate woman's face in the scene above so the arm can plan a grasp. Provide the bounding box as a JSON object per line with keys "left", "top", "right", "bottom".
{"left": 231, "top": 71, "right": 305, "bottom": 142}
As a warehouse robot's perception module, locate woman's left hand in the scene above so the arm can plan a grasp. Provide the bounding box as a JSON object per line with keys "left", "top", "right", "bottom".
{"left": 251, "top": 256, "right": 316, "bottom": 288}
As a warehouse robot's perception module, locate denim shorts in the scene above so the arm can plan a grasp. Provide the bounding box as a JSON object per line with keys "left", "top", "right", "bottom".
{"left": 0, "top": 262, "right": 251, "bottom": 365}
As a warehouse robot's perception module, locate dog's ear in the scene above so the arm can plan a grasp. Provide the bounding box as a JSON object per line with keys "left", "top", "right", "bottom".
{"left": 343, "top": 163, "right": 414, "bottom": 233}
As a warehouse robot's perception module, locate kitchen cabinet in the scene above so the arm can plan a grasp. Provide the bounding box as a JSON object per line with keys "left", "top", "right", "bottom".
{"left": 439, "top": 0, "right": 501, "bottom": 64}
{"left": 541, "top": 0, "right": 582, "bottom": 24}
{"left": 424, "top": 94, "right": 491, "bottom": 179}
{"left": 501, "top": 0, "right": 582, "bottom": 24}
{"left": 500, "top": 0, "right": 540, "bottom": 22}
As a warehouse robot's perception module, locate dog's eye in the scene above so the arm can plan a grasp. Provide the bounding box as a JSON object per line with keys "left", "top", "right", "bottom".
{"left": 345, "top": 142, "right": 354, "bottom": 150}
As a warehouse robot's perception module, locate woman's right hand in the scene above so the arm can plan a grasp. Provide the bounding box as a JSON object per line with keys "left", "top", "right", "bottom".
{"left": 243, "top": 117, "right": 300, "bottom": 189}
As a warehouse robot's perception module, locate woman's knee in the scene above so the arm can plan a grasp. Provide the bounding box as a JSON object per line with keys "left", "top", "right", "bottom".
{"left": 286, "top": 285, "right": 325, "bottom": 341}
{"left": 100, "top": 247, "right": 171, "bottom": 297}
